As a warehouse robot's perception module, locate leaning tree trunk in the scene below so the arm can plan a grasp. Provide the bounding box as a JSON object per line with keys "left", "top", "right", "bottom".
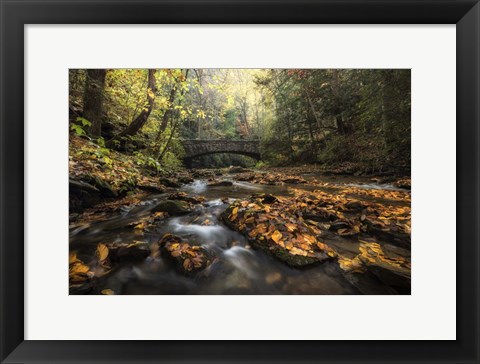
{"left": 83, "top": 69, "right": 107, "bottom": 138}
{"left": 115, "top": 69, "right": 157, "bottom": 138}
{"left": 154, "top": 69, "right": 189, "bottom": 159}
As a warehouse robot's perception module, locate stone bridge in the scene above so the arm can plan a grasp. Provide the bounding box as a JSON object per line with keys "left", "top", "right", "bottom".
{"left": 182, "top": 139, "right": 261, "bottom": 167}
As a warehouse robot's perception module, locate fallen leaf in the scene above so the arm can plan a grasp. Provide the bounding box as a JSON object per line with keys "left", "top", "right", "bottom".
{"left": 271, "top": 230, "right": 283, "bottom": 244}
{"left": 183, "top": 258, "right": 192, "bottom": 271}
{"left": 96, "top": 243, "right": 109, "bottom": 261}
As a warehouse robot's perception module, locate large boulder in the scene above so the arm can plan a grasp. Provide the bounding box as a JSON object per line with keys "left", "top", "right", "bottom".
{"left": 221, "top": 196, "right": 336, "bottom": 267}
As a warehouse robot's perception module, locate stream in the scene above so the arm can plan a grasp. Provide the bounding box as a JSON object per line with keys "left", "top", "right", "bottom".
{"left": 70, "top": 174, "right": 410, "bottom": 295}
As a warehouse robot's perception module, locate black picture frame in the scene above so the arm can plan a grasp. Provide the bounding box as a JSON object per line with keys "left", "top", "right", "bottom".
{"left": 1, "top": 0, "right": 478, "bottom": 363}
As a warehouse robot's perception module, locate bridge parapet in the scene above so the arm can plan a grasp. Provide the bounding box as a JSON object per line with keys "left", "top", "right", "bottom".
{"left": 182, "top": 139, "right": 261, "bottom": 164}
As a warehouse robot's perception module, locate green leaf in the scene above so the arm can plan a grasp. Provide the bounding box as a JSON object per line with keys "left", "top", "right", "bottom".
{"left": 76, "top": 117, "right": 92, "bottom": 127}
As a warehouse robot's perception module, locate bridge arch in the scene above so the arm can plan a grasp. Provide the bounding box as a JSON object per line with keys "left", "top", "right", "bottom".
{"left": 182, "top": 139, "right": 261, "bottom": 168}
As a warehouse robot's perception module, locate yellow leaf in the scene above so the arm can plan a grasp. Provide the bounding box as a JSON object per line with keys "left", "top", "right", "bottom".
{"left": 285, "top": 223, "right": 297, "bottom": 232}
{"left": 101, "top": 289, "right": 114, "bottom": 295}
{"left": 96, "top": 243, "right": 109, "bottom": 261}
{"left": 271, "top": 230, "right": 283, "bottom": 244}
{"left": 70, "top": 262, "right": 90, "bottom": 275}
{"left": 303, "top": 235, "right": 316, "bottom": 245}
{"left": 134, "top": 222, "right": 145, "bottom": 230}
{"left": 232, "top": 207, "right": 239, "bottom": 215}
{"left": 69, "top": 252, "right": 79, "bottom": 264}
{"left": 185, "top": 249, "right": 196, "bottom": 257}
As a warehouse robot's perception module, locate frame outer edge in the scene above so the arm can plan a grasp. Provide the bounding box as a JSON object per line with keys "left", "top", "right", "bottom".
{"left": 1, "top": 0, "right": 479, "bottom": 363}
{"left": 457, "top": 2, "right": 480, "bottom": 362}
{"left": 1, "top": 0, "right": 25, "bottom": 362}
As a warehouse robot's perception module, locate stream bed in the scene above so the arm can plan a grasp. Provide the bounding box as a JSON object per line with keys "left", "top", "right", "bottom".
{"left": 70, "top": 175, "right": 411, "bottom": 295}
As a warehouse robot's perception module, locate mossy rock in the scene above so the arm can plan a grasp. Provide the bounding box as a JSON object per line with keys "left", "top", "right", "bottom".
{"left": 221, "top": 202, "right": 330, "bottom": 268}
{"left": 153, "top": 200, "right": 192, "bottom": 216}
{"left": 81, "top": 174, "right": 117, "bottom": 198}
{"left": 159, "top": 177, "right": 181, "bottom": 188}
{"left": 271, "top": 247, "right": 320, "bottom": 267}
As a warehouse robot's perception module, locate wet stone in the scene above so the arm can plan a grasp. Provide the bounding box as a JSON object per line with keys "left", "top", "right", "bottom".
{"left": 159, "top": 234, "right": 213, "bottom": 275}
{"left": 208, "top": 180, "right": 233, "bottom": 187}
{"left": 152, "top": 200, "right": 192, "bottom": 216}
{"left": 159, "top": 177, "right": 181, "bottom": 188}
{"left": 108, "top": 241, "right": 151, "bottom": 263}
{"left": 167, "top": 192, "right": 205, "bottom": 204}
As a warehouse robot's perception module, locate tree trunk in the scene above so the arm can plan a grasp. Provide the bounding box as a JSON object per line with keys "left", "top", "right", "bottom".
{"left": 83, "top": 69, "right": 106, "bottom": 138}
{"left": 157, "top": 86, "right": 177, "bottom": 137}
{"left": 158, "top": 115, "right": 180, "bottom": 161}
{"left": 154, "top": 69, "right": 189, "bottom": 158}
{"left": 304, "top": 86, "right": 328, "bottom": 146}
{"left": 115, "top": 69, "right": 157, "bottom": 138}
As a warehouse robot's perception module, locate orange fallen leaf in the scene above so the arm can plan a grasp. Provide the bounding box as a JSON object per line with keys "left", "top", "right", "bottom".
{"left": 271, "top": 230, "right": 283, "bottom": 244}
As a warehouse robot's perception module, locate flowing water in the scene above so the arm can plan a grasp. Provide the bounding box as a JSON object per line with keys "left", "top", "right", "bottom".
{"left": 70, "top": 174, "right": 410, "bottom": 295}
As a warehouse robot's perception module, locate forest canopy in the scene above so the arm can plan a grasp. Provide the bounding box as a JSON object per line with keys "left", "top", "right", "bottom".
{"left": 69, "top": 68, "right": 410, "bottom": 173}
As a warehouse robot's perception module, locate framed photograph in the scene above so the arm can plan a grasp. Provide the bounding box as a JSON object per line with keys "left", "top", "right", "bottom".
{"left": 1, "top": 0, "right": 478, "bottom": 363}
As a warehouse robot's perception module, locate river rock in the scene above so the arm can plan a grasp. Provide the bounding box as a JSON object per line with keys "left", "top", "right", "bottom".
{"left": 192, "top": 169, "right": 215, "bottom": 178}
{"left": 69, "top": 178, "right": 99, "bottom": 194}
{"left": 69, "top": 178, "right": 103, "bottom": 211}
{"left": 159, "top": 234, "right": 213, "bottom": 274}
{"left": 81, "top": 174, "right": 117, "bottom": 198}
{"left": 152, "top": 200, "right": 192, "bottom": 215}
{"left": 159, "top": 177, "right": 181, "bottom": 188}
{"left": 208, "top": 180, "right": 233, "bottom": 187}
{"left": 329, "top": 220, "right": 352, "bottom": 231}
{"left": 336, "top": 241, "right": 411, "bottom": 294}
{"left": 167, "top": 192, "right": 205, "bottom": 204}
{"left": 251, "top": 193, "right": 278, "bottom": 204}
{"left": 137, "top": 184, "right": 165, "bottom": 193}
{"left": 178, "top": 175, "right": 194, "bottom": 184}
{"left": 234, "top": 172, "right": 256, "bottom": 182}
{"left": 364, "top": 219, "right": 411, "bottom": 249}
{"left": 281, "top": 176, "right": 306, "bottom": 184}
{"left": 221, "top": 198, "right": 336, "bottom": 267}
{"left": 344, "top": 200, "right": 366, "bottom": 211}
{"left": 227, "top": 166, "right": 250, "bottom": 173}
{"left": 108, "top": 241, "right": 151, "bottom": 262}
{"left": 394, "top": 178, "right": 411, "bottom": 190}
